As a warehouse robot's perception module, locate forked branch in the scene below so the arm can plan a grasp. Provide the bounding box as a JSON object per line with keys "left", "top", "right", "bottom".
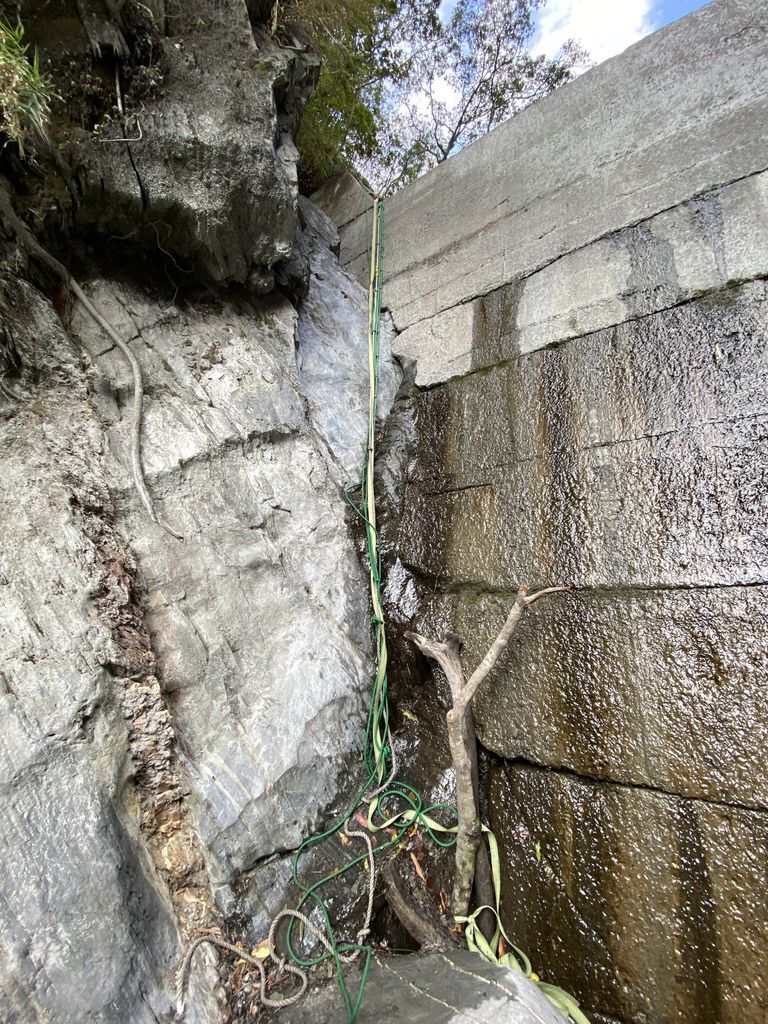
{"left": 407, "top": 583, "right": 569, "bottom": 920}
{"left": 453, "top": 584, "right": 570, "bottom": 718}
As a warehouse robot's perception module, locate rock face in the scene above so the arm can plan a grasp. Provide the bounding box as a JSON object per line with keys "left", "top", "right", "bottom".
{"left": 3, "top": 2, "right": 767, "bottom": 1023}
{"left": 0, "top": 194, "right": 400, "bottom": 1018}
{"left": 297, "top": 195, "right": 400, "bottom": 481}
{"left": 0, "top": 272, "right": 204, "bottom": 1023}
{"left": 24, "top": 0, "right": 319, "bottom": 290}
{"left": 0, "top": 5, "right": 401, "bottom": 1019}
{"left": 488, "top": 764, "right": 768, "bottom": 1024}
{"left": 279, "top": 949, "right": 565, "bottom": 1024}
{"left": 318, "top": 2, "right": 768, "bottom": 1022}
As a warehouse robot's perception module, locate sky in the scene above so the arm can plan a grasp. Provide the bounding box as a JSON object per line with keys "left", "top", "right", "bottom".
{"left": 532, "top": 0, "right": 711, "bottom": 67}
{"left": 437, "top": 0, "right": 712, "bottom": 68}
{"left": 397, "top": 0, "right": 712, "bottom": 173}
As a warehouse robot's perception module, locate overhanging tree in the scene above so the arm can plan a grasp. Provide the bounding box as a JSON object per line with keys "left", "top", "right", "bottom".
{"left": 281, "top": 0, "right": 584, "bottom": 194}
{"left": 364, "top": 0, "right": 586, "bottom": 190}
{"left": 277, "top": 0, "right": 441, "bottom": 192}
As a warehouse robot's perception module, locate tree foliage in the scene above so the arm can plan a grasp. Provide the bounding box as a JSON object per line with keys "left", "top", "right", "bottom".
{"left": 374, "top": 0, "right": 585, "bottom": 189}
{"left": 288, "top": 0, "right": 585, "bottom": 195}
{"left": 281, "top": 0, "right": 440, "bottom": 193}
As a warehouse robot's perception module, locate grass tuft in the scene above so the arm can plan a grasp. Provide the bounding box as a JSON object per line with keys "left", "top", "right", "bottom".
{"left": 0, "top": 17, "right": 57, "bottom": 157}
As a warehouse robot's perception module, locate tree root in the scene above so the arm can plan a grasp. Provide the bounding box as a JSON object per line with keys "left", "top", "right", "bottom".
{"left": 380, "top": 861, "right": 457, "bottom": 952}
{"left": 0, "top": 194, "right": 183, "bottom": 539}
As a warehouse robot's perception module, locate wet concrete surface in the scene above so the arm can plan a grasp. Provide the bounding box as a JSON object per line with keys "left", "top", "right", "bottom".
{"left": 399, "top": 281, "right": 768, "bottom": 591}
{"left": 410, "top": 584, "right": 768, "bottom": 808}
{"left": 384, "top": 278, "right": 768, "bottom": 1023}
{"left": 487, "top": 763, "right": 768, "bottom": 1024}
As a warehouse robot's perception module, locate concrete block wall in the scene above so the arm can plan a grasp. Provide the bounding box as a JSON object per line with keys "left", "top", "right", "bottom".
{"left": 314, "top": 2, "right": 768, "bottom": 1022}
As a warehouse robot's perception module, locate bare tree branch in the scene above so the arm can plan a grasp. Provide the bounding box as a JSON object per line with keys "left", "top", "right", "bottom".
{"left": 453, "top": 584, "right": 570, "bottom": 717}
{"left": 407, "top": 583, "right": 569, "bottom": 921}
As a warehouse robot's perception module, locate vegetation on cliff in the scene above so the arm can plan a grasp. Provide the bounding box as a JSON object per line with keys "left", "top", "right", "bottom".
{"left": 0, "top": 16, "right": 56, "bottom": 156}
{"left": 286, "top": 0, "right": 585, "bottom": 193}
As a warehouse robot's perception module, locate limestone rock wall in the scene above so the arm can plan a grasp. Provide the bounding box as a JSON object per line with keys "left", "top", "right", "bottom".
{"left": 317, "top": 2, "right": 768, "bottom": 1022}
{"left": 0, "top": 198, "right": 400, "bottom": 1021}
{"left": 0, "top": 5, "right": 401, "bottom": 1019}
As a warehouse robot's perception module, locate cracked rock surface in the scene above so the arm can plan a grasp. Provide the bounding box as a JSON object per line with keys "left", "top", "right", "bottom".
{"left": 24, "top": 0, "right": 319, "bottom": 291}
{"left": 278, "top": 949, "right": 563, "bottom": 1023}
{"left": 0, "top": 5, "right": 405, "bottom": 1020}
{"left": 0, "top": 186, "right": 398, "bottom": 1024}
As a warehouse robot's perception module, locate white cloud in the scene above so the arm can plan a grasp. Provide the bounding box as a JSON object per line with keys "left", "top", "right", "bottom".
{"left": 534, "top": 0, "right": 659, "bottom": 67}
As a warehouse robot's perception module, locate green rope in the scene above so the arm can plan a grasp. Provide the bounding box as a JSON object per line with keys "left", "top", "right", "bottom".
{"left": 281, "top": 197, "right": 458, "bottom": 1022}
{"left": 280, "top": 193, "right": 590, "bottom": 1024}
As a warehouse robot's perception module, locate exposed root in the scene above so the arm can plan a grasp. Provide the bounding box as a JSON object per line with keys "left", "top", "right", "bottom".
{"left": 0, "top": 194, "right": 183, "bottom": 539}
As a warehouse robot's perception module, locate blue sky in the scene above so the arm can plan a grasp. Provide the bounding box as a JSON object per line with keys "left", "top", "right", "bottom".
{"left": 532, "top": 0, "right": 711, "bottom": 65}
{"left": 439, "top": 1, "right": 711, "bottom": 66}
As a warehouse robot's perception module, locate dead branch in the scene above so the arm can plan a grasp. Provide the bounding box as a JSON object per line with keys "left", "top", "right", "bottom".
{"left": 407, "top": 583, "right": 569, "bottom": 922}
{"left": 406, "top": 627, "right": 495, "bottom": 933}
{"left": 406, "top": 630, "right": 464, "bottom": 700}
{"left": 454, "top": 585, "right": 570, "bottom": 717}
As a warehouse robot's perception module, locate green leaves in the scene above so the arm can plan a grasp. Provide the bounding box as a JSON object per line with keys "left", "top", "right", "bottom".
{"left": 286, "top": 0, "right": 440, "bottom": 192}
{"left": 0, "top": 16, "right": 57, "bottom": 157}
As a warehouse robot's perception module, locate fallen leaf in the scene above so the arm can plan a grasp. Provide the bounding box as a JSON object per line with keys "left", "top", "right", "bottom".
{"left": 251, "top": 940, "right": 270, "bottom": 960}
{"left": 410, "top": 851, "right": 426, "bottom": 883}
{"left": 401, "top": 708, "right": 418, "bottom": 722}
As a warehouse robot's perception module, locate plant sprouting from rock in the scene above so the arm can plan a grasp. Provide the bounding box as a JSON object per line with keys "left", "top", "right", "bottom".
{"left": 0, "top": 17, "right": 57, "bottom": 157}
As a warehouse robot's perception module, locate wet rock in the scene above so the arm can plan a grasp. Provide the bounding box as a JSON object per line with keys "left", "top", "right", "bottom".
{"left": 392, "top": 171, "right": 768, "bottom": 384}
{"left": 0, "top": 278, "right": 202, "bottom": 1022}
{"left": 69, "top": 272, "right": 379, "bottom": 889}
{"left": 0, "top": 202, "right": 397, "bottom": 1018}
{"left": 398, "top": 282, "right": 768, "bottom": 590}
{"left": 388, "top": 208, "right": 768, "bottom": 1024}
{"left": 400, "top": 416, "right": 767, "bottom": 589}
{"left": 277, "top": 948, "right": 564, "bottom": 1023}
{"left": 297, "top": 200, "right": 401, "bottom": 482}
{"left": 487, "top": 763, "right": 768, "bottom": 1024}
